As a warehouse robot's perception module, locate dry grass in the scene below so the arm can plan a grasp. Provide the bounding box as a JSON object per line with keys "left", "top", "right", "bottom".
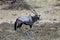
{"left": 0, "top": 22, "right": 60, "bottom": 40}
{"left": 0, "top": 0, "right": 60, "bottom": 40}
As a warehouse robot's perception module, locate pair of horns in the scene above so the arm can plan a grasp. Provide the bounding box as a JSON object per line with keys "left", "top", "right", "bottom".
{"left": 30, "top": 7, "right": 38, "bottom": 15}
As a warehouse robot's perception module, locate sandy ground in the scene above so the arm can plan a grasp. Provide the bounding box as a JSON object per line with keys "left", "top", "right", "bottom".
{"left": 0, "top": 9, "right": 60, "bottom": 40}
{"left": 0, "top": 22, "right": 60, "bottom": 40}
{"left": 0, "top": 0, "right": 60, "bottom": 40}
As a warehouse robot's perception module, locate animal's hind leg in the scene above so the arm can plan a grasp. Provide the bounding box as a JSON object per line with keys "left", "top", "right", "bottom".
{"left": 17, "top": 23, "right": 23, "bottom": 32}
{"left": 14, "top": 21, "right": 21, "bottom": 31}
{"left": 17, "top": 23, "right": 22, "bottom": 28}
{"left": 14, "top": 21, "right": 22, "bottom": 32}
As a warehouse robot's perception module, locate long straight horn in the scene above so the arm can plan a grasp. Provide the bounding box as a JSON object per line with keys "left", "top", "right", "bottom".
{"left": 33, "top": 9, "right": 38, "bottom": 15}
{"left": 30, "top": 7, "right": 38, "bottom": 15}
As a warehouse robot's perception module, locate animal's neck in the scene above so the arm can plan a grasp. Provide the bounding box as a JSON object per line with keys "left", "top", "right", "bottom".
{"left": 31, "top": 16, "right": 37, "bottom": 23}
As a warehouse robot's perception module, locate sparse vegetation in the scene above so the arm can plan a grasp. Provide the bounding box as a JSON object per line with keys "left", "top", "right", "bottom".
{"left": 0, "top": 0, "right": 32, "bottom": 10}
{"left": 0, "top": 0, "right": 60, "bottom": 40}
{"left": 0, "top": 22, "right": 60, "bottom": 40}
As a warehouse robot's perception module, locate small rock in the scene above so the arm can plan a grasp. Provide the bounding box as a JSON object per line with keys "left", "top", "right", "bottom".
{"left": 12, "top": 14, "right": 17, "bottom": 16}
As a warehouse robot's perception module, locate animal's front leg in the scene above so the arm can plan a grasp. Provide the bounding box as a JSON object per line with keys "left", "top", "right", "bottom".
{"left": 29, "top": 25, "right": 32, "bottom": 31}
{"left": 30, "top": 25, "right": 32, "bottom": 29}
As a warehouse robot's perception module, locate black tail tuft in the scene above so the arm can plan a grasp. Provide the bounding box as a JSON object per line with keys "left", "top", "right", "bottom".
{"left": 14, "top": 22, "right": 17, "bottom": 31}
{"left": 14, "top": 19, "right": 18, "bottom": 31}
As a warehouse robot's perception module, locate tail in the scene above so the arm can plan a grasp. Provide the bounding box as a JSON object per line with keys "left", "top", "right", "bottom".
{"left": 14, "top": 19, "right": 18, "bottom": 31}
{"left": 14, "top": 22, "right": 17, "bottom": 31}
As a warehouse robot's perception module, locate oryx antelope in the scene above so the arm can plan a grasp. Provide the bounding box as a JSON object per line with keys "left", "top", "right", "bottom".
{"left": 14, "top": 9, "right": 41, "bottom": 31}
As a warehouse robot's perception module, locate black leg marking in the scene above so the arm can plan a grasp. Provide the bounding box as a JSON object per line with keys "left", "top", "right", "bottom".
{"left": 30, "top": 25, "right": 32, "bottom": 29}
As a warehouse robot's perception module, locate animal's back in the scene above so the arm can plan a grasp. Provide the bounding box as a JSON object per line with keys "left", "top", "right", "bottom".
{"left": 18, "top": 16, "right": 32, "bottom": 22}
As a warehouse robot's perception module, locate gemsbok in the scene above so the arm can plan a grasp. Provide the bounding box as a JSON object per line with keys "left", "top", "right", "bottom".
{"left": 14, "top": 9, "right": 41, "bottom": 31}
